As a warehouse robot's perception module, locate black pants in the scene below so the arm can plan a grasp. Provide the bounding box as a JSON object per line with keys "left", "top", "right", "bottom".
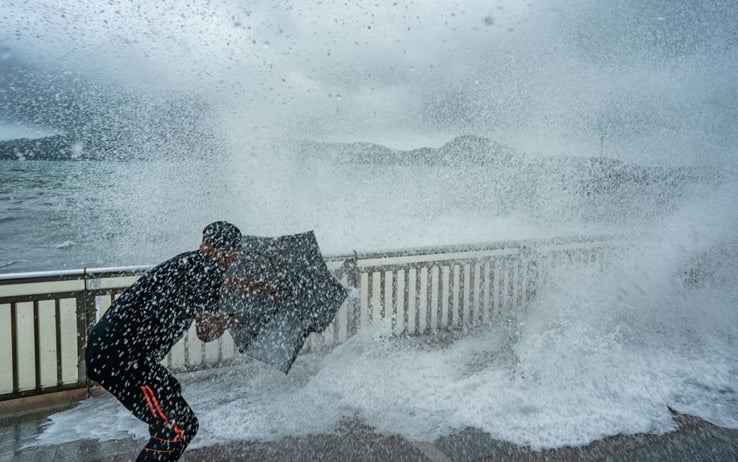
{"left": 86, "top": 356, "right": 198, "bottom": 461}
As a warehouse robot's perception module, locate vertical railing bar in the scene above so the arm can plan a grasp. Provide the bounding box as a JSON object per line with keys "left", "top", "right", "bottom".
{"left": 491, "top": 259, "right": 498, "bottom": 321}
{"left": 336, "top": 275, "right": 346, "bottom": 342}
{"left": 519, "top": 256, "right": 525, "bottom": 307}
{"left": 469, "top": 263, "right": 476, "bottom": 327}
{"left": 378, "top": 271, "right": 386, "bottom": 323}
{"left": 398, "top": 269, "right": 405, "bottom": 334}
{"left": 459, "top": 265, "right": 465, "bottom": 327}
{"left": 428, "top": 266, "right": 436, "bottom": 333}
{"left": 506, "top": 257, "right": 513, "bottom": 317}
{"left": 333, "top": 299, "right": 340, "bottom": 345}
{"left": 415, "top": 268, "right": 422, "bottom": 335}
{"left": 420, "top": 268, "right": 427, "bottom": 333}
{"left": 445, "top": 266, "right": 451, "bottom": 328}
{"left": 437, "top": 265, "right": 442, "bottom": 332}
{"left": 520, "top": 255, "right": 527, "bottom": 306}
{"left": 498, "top": 258, "right": 504, "bottom": 317}
{"left": 415, "top": 267, "right": 428, "bottom": 335}
{"left": 418, "top": 267, "right": 426, "bottom": 334}
{"left": 512, "top": 256, "right": 519, "bottom": 309}
{"left": 441, "top": 266, "right": 449, "bottom": 329}
{"left": 470, "top": 263, "right": 475, "bottom": 325}
{"left": 10, "top": 302, "right": 19, "bottom": 394}
{"left": 33, "top": 300, "right": 42, "bottom": 391}
{"left": 450, "top": 265, "right": 458, "bottom": 327}
{"left": 487, "top": 260, "right": 494, "bottom": 321}
{"left": 490, "top": 259, "right": 496, "bottom": 321}
{"left": 526, "top": 254, "right": 538, "bottom": 305}
{"left": 522, "top": 255, "right": 529, "bottom": 305}
{"left": 417, "top": 268, "right": 423, "bottom": 333}
{"left": 218, "top": 334, "right": 224, "bottom": 365}
{"left": 76, "top": 272, "right": 89, "bottom": 389}
{"left": 367, "top": 271, "right": 375, "bottom": 323}
{"left": 387, "top": 269, "right": 396, "bottom": 329}
{"left": 462, "top": 264, "right": 469, "bottom": 328}
{"left": 435, "top": 266, "right": 442, "bottom": 331}
{"left": 520, "top": 255, "right": 527, "bottom": 307}
{"left": 183, "top": 330, "right": 190, "bottom": 368}
{"left": 484, "top": 261, "right": 492, "bottom": 324}
{"left": 513, "top": 256, "right": 521, "bottom": 310}
{"left": 201, "top": 331, "right": 207, "bottom": 366}
{"left": 55, "top": 298, "right": 63, "bottom": 386}
{"left": 449, "top": 265, "right": 455, "bottom": 328}
{"left": 476, "top": 262, "right": 483, "bottom": 325}
{"left": 453, "top": 263, "right": 464, "bottom": 328}
{"left": 499, "top": 258, "right": 506, "bottom": 317}
{"left": 356, "top": 271, "right": 371, "bottom": 332}
{"left": 347, "top": 263, "right": 360, "bottom": 338}
{"left": 505, "top": 257, "right": 508, "bottom": 317}
{"left": 467, "top": 264, "right": 474, "bottom": 326}
{"left": 403, "top": 268, "right": 411, "bottom": 335}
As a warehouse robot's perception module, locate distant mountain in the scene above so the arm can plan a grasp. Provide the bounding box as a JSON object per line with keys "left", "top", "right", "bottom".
{"left": 294, "top": 135, "right": 521, "bottom": 166}
{"left": 412, "top": 134, "right": 517, "bottom": 165}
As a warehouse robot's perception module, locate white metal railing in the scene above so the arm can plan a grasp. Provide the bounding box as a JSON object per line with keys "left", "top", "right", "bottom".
{"left": 0, "top": 235, "right": 625, "bottom": 402}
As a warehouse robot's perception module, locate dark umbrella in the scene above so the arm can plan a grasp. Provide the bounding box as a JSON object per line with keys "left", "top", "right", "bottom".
{"left": 220, "top": 231, "right": 348, "bottom": 373}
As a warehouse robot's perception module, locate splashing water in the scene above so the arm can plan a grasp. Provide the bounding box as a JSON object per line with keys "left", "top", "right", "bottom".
{"left": 28, "top": 179, "right": 738, "bottom": 450}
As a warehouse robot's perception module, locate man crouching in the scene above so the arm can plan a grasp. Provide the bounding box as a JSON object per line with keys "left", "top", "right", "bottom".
{"left": 86, "top": 221, "right": 241, "bottom": 461}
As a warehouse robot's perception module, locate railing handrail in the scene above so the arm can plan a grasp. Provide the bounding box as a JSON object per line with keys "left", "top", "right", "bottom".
{"left": 325, "top": 233, "right": 629, "bottom": 260}
{"left": 0, "top": 265, "right": 153, "bottom": 283}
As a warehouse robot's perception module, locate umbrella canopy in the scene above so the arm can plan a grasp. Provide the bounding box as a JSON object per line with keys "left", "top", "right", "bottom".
{"left": 220, "top": 231, "right": 348, "bottom": 373}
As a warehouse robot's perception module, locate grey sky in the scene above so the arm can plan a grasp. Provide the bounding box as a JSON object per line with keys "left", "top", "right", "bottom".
{"left": 1, "top": 0, "right": 737, "bottom": 165}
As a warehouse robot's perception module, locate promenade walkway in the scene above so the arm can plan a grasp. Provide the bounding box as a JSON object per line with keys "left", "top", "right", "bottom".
{"left": 3, "top": 398, "right": 737, "bottom": 461}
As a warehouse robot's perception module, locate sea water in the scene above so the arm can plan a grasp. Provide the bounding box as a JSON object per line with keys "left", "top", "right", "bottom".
{"left": 0, "top": 161, "right": 129, "bottom": 272}
{"left": 1, "top": 155, "right": 622, "bottom": 273}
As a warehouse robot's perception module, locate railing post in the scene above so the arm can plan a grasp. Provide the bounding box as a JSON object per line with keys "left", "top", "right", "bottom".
{"left": 80, "top": 268, "right": 97, "bottom": 396}
{"left": 340, "top": 251, "right": 360, "bottom": 337}
{"left": 75, "top": 277, "right": 88, "bottom": 391}
{"left": 519, "top": 246, "right": 539, "bottom": 305}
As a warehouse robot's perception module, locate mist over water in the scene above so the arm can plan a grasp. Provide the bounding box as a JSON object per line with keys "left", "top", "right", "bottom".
{"left": 2, "top": 0, "right": 737, "bottom": 452}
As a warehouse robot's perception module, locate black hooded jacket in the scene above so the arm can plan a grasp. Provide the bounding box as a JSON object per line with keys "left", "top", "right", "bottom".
{"left": 86, "top": 250, "right": 225, "bottom": 366}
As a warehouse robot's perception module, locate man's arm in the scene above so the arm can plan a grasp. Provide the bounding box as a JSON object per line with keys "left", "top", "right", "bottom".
{"left": 196, "top": 311, "right": 235, "bottom": 343}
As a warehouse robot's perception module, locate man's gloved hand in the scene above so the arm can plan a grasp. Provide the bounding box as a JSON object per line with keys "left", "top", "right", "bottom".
{"left": 196, "top": 311, "right": 235, "bottom": 343}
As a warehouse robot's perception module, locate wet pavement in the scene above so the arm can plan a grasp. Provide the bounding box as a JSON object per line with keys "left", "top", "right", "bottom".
{"left": 2, "top": 398, "right": 737, "bottom": 462}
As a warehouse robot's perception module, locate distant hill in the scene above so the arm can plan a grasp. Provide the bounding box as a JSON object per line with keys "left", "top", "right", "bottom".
{"left": 294, "top": 135, "right": 519, "bottom": 166}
